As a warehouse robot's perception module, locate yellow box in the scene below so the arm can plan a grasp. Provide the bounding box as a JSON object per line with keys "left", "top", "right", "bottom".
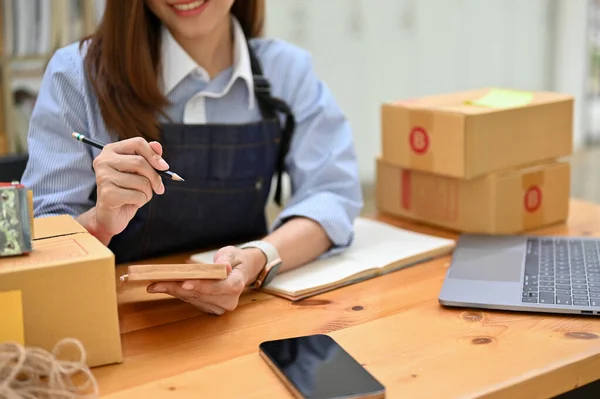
{"left": 0, "top": 290, "right": 24, "bottom": 344}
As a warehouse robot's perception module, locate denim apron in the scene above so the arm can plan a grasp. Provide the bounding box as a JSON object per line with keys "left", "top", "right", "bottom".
{"left": 107, "top": 44, "right": 295, "bottom": 264}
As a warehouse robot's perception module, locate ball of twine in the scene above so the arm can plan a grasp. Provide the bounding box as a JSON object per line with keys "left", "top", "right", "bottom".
{"left": 0, "top": 338, "right": 99, "bottom": 399}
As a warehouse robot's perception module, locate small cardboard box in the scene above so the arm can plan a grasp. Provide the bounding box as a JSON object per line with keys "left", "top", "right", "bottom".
{"left": 0, "top": 215, "right": 122, "bottom": 367}
{"left": 376, "top": 158, "right": 570, "bottom": 234}
{"left": 381, "top": 88, "right": 573, "bottom": 179}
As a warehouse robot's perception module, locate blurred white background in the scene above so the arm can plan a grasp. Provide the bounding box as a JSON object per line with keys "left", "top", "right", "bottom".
{"left": 265, "top": 0, "right": 588, "bottom": 183}
{"left": 0, "top": 0, "right": 593, "bottom": 189}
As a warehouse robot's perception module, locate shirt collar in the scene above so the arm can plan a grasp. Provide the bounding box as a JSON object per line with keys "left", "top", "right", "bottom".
{"left": 160, "top": 16, "right": 255, "bottom": 109}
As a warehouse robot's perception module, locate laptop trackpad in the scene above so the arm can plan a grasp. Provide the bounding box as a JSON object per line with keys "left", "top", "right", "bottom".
{"left": 449, "top": 246, "right": 525, "bottom": 283}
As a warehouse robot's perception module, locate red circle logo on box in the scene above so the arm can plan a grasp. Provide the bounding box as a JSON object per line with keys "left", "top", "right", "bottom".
{"left": 524, "top": 186, "right": 542, "bottom": 213}
{"left": 409, "top": 126, "right": 429, "bottom": 154}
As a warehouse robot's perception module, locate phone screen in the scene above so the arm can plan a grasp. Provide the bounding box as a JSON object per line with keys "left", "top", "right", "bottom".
{"left": 259, "top": 334, "right": 385, "bottom": 399}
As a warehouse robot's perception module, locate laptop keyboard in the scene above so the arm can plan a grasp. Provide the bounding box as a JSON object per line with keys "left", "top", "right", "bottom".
{"left": 522, "top": 237, "right": 600, "bottom": 307}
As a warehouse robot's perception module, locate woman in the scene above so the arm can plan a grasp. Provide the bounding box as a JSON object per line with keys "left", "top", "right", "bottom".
{"left": 21, "top": 0, "right": 362, "bottom": 314}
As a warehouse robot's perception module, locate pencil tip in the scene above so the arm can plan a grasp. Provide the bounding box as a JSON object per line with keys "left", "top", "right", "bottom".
{"left": 162, "top": 171, "right": 184, "bottom": 181}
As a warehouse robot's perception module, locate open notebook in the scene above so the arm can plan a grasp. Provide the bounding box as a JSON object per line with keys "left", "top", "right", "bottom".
{"left": 189, "top": 218, "right": 456, "bottom": 301}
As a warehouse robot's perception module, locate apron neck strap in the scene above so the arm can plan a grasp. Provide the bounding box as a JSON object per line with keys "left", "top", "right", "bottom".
{"left": 247, "top": 42, "right": 296, "bottom": 207}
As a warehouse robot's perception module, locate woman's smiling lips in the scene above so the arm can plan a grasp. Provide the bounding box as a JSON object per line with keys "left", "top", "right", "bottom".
{"left": 169, "top": 0, "right": 209, "bottom": 17}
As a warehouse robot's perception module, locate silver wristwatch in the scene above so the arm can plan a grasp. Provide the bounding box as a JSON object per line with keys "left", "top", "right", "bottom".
{"left": 239, "top": 240, "right": 282, "bottom": 288}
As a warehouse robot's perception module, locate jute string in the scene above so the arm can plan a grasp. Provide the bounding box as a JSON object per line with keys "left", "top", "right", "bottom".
{"left": 0, "top": 338, "right": 99, "bottom": 399}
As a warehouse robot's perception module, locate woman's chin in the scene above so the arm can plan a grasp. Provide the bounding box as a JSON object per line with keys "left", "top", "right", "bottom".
{"left": 167, "top": 22, "right": 218, "bottom": 41}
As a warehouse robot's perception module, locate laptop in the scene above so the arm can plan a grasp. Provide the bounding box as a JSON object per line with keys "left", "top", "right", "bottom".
{"left": 439, "top": 234, "right": 600, "bottom": 316}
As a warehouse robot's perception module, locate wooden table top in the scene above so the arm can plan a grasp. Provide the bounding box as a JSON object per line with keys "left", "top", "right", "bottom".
{"left": 95, "top": 199, "right": 600, "bottom": 399}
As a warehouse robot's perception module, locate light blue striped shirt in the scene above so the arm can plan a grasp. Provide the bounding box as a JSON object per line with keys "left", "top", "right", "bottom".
{"left": 21, "top": 17, "right": 363, "bottom": 254}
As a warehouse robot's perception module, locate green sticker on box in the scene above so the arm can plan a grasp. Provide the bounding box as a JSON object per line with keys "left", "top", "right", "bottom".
{"left": 467, "top": 88, "right": 534, "bottom": 108}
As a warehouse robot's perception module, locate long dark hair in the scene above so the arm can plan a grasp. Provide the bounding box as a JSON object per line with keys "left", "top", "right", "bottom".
{"left": 80, "top": 0, "right": 265, "bottom": 140}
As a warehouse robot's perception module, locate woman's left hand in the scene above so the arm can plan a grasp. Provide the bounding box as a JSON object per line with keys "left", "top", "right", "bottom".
{"left": 146, "top": 246, "right": 266, "bottom": 315}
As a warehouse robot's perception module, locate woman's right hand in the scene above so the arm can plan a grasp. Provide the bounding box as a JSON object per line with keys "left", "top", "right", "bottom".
{"left": 91, "top": 137, "right": 169, "bottom": 239}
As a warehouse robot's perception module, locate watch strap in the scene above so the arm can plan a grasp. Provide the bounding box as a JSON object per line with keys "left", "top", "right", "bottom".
{"left": 238, "top": 240, "right": 282, "bottom": 288}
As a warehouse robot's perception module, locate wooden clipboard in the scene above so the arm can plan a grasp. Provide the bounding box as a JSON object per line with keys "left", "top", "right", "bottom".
{"left": 120, "top": 263, "right": 228, "bottom": 283}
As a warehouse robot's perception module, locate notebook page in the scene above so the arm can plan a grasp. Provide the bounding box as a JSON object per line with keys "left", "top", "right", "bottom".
{"left": 267, "top": 218, "right": 454, "bottom": 293}
{"left": 189, "top": 218, "right": 455, "bottom": 294}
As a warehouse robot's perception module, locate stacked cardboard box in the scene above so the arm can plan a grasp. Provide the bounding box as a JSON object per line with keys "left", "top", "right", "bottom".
{"left": 0, "top": 215, "right": 122, "bottom": 367}
{"left": 376, "top": 88, "right": 573, "bottom": 234}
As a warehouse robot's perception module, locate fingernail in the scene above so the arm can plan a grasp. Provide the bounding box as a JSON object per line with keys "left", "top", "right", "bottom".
{"left": 150, "top": 285, "right": 166, "bottom": 293}
{"left": 157, "top": 181, "right": 165, "bottom": 195}
{"left": 182, "top": 282, "right": 195, "bottom": 290}
{"left": 158, "top": 158, "right": 169, "bottom": 170}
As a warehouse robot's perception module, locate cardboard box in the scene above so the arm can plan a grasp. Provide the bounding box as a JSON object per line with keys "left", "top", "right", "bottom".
{"left": 376, "top": 158, "right": 570, "bottom": 234}
{"left": 0, "top": 215, "right": 122, "bottom": 367}
{"left": 381, "top": 88, "right": 573, "bottom": 178}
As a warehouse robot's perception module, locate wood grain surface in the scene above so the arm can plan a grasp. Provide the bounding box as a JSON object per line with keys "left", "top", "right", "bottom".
{"left": 94, "top": 199, "right": 600, "bottom": 398}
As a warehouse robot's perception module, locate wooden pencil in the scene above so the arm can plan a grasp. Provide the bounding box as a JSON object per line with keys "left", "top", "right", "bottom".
{"left": 71, "top": 132, "right": 184, "bottom": 182}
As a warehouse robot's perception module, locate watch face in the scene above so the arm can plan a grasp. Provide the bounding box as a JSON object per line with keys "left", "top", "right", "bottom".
{"left": 262, "top": 262, "right": 282, "bottom": 287}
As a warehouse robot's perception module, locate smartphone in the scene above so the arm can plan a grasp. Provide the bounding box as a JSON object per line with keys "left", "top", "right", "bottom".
{"left": 259, "top": 334, "right": 385, "bottom": 399}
